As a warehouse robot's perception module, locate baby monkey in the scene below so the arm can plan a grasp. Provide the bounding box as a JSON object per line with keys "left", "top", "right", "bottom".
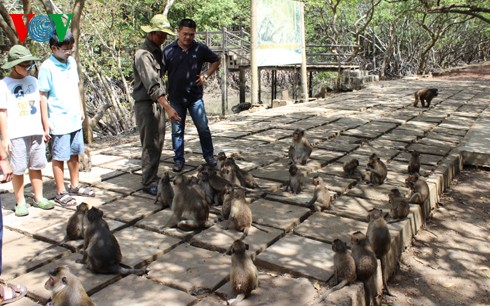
{"left": 284, "top": 164, "right": 302, "bottom": 194}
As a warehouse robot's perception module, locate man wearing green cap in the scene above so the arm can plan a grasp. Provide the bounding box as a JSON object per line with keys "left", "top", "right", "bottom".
{"left": 0, "top": 45, "right": 55, "bottom": 216}
{"left": 133, "top": 14, "right": 181, "bottom": 195}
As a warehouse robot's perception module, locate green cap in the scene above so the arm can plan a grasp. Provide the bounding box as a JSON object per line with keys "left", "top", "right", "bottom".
{"left": 2, "top": 45, "right": 40, "bottom": 70}
{"left": 141, "top": 14, "right": 174, "bottom": 35}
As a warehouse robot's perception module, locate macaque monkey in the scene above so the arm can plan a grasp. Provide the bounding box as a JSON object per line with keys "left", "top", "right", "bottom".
{"left": 198, "top": 165, "right": 231, "bottom": 205}
{"left": 316, "top": 239, "right": 356, "bottom": 303}
{"left": 366, "top": 153, "right": 387, "bottom": 185}
{"left": 284, "top": 164, "right": 302, "bottom": 194}
{"left": 226, "top": 187, "right": 252, "bottom": 238}
{"left": 222, "top": 184, "right": 234, "bottom": 220}
{"left": 217, "top": 151, "right": 227, "bottom": 170}
{"left": 81, "top": 207, "right": 145, "bottom": 275}
{"left": 44, "top": 266, "right": 94, "bottom": 306}
{"left": 66, "top": 202, "right": 89, "bottom": 240}
{"left": 221, "top": 157, "right": 259, "bottom": 189}
{"left": 154, "top": 172, "right": 174, "bottom": 209}
{"left": 414, "top": 88, "right": 438, "bottom": 107}
{"left": 351, "top": 231, "right": 378, "bottom": 306}
{"left": 308, "top": 176, "right": 331, "bottom": 211}
{"left": 405, "top": 173, "right": 429, "bottom": 204}
{"left": 226, "top": 239, "right": 258, "bottom": 306}
{"left": 79, "top": 147, "right": 92, "bottom": 172}
{"left": 388, "top": 188, "right": 410, "bottom": 220}
{"left": 288, "top": 128, "right": 313, "bottom": 165}
{"left": 162, "top": 174, "right": 210, "bottom": 230}
{"left": 408, "top": 151, "right": 420, "bottom": 174}
{"left": 367, "top": 208, "right": 394, "bottom": 296}
{"left": 343, "top": 158, "right": 359, "bottom": 176}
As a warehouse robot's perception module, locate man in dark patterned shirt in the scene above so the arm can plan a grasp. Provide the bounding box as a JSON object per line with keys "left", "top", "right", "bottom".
{"left": 163, "top": 18, "right": 221, "bottom": 172}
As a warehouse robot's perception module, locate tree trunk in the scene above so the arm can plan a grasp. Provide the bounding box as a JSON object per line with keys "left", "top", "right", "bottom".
{"left": 71, "top": 0, "right": 92, "bottom": 144}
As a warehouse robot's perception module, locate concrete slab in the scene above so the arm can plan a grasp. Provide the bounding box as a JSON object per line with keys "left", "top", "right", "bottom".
{"left": 92, "top": 173, "right": 142, "bottom": 195}
{"left": 255, "top": 234, "right": 333, "bottom": 281}
{"left": 294, "top": 212, "right": 367, "bottom": 245}
{"left": 77, "top": 188, "right": 125, "bottom": 207}
{"left": 90, "top": 274, "right": 196, "bottom": 306}
{"left": 99, "top": 142, "right": 141, "bottom": 159}
{"left": 3, "top": 205, "right": 71, "bottom": 235}
{"left": 330, "top": 196, "right": 391, "bottom": 221}
{"left": 10, "top": 253, "right": 118, "bottom": 304}
{"left": 90, "top": 153, "right": 124, "bottom": 166}
{"left": 190, "top": 221, "right": 283, "bottom": 253}
{"left": 1, "top": 236, "right": 70, "bottom": 280}
{"left": 42, "top": 165, "right": 125, "bottom": 184}
{"left": 147, "top": 244, "right": 229, "bottom": 294}
{"left": 346, "top": 182, "right": 410, "bottom": 202}
{"left": 459, "top": 116, "right": 490, "bottom": 167}
{"left": 98, "top": 195, "right": 161, "bottom": 223}
{"left": 114, "top": 226, "right": 181, "bottom": 267}
{"left": 251, "top": 199, "right": 311, "bottom": 231}
{"left": 309, "top": 149, "right": 345, "bottom": 166}
{"left": 2, "top": 226, "right": 24, "bottom": 244}
{"left": 98, "top": 158, "right": 141, "bottom": 172}
{"left": 217, "top": 274, "right": 317, "bottom": 306}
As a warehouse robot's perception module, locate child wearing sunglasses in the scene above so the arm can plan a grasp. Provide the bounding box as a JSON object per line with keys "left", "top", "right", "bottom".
{"left": 0, "top": 44, "right": 55, "bottom": 216}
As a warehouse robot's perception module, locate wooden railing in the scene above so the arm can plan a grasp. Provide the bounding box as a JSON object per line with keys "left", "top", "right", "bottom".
{"left": 196, "top": 28, "right": 359, "bottom": 69}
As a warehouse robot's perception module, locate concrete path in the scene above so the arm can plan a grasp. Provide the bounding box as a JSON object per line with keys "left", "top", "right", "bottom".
{"left": 1, "top": 76, "right": 489, "bottom": 306}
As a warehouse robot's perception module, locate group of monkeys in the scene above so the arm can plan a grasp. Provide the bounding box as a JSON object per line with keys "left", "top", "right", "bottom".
{"left": 43, "top": 87, "right": 436, "bottom": 305}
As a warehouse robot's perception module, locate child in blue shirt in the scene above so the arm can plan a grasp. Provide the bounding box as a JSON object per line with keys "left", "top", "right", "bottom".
{"left": 38, "top": 32, "right": 94, "bottom": 206}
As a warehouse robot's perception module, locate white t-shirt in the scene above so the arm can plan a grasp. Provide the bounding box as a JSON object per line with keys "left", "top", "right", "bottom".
{"left": 0, "top": 75, "right": 44, "bottom": 139}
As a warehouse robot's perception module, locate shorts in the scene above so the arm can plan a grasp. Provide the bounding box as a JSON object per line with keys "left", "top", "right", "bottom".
{"left": 10, "top": 135, "right": 47, "bottom": 175}
{"left": 51, "top": 129, "right": 85, "bottom": 161}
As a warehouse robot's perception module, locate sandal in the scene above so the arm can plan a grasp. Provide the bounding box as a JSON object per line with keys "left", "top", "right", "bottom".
{"left": 0, "top": 280, "right": 27, "bottom": 305}
{"left": 55, "top": 192, "right": 77, "bottom": 207}
{"left": 67, "top": 184, "right": 95, "bottom": 197}
{"left": 14, "top": 203, "right": 29, "bottom": 217}
{"left": 32, "top": 198, "right": 55, "bottom": 210}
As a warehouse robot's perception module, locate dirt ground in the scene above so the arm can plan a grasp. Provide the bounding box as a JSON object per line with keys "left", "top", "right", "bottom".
{"left": 382, "top": 167, "right": 490, "bottom": 306}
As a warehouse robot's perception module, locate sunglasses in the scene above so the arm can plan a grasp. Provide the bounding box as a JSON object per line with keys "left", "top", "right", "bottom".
{"left": 18, "top": 62, "right": 36, "bottom": 71}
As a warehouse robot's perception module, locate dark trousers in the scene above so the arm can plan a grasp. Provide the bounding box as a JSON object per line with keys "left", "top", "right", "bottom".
{"left": 134, "top": 101, "right": 165, "bottom": 188}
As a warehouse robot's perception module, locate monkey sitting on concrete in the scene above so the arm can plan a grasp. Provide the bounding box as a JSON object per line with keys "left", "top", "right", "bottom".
{"left": 284, "top": 164, "right": 302, "bottom": 194}
{"left": 408, "top": 150, "right": 421, "bottom": 174}
{"left": 81, "top": 207, "right": 145, "bottom": 275}
{"left": 315, "top": 239, "right": 356, "bottom": 304}
{"left": 413, "top": 88, "right": 438, "bottom": 108}
{"left": 162, "top": 174, "right": 211, "bottom": 231}
{"left": 351, "top": 231, "right": 378, "bottom": 306}
{"left": 154, "top": 172, "right": 174, "bottom": 209}
{"left": 308, "top": 176, "right": 332, "bottom": 211}
{"left": 388, "top": 188, "right": 410, "bottom": 220}
{"left": 66, "top": 202, "right": 90, "bottom": 241}
{"left": 288, "top": 128, "right": 313, "bottom": 165}
{"left": 366, "top": 153, "right": 387, "bottom": 185}
{"left": 405, "top": 173, "right": 429, "bottom": 204}
{"left": 343, "top": 158, "right": 359, "bottom": 177}
{"left": 45, "top": 266, "right": 94, "bottom": 306}
{"left": 226, "top": 187, "right": 252, "bottom": 239}
{"left": 226, "top": 239, "right": 258, "bottom": 306}
{"left": 366, "top": 208, "right": 394, "bottom": 296}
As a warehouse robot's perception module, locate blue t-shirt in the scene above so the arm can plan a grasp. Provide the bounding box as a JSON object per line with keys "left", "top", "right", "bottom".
{"left": 163, "top": 40, "right": 219, "bottom": 104}
{"left": 38, "top": 55, "right": 82, "bottom": 135}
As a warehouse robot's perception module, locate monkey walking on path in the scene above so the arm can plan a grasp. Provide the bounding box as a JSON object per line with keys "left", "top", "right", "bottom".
{"left": 226, "top": 240, "right": 259, "bottom": 306}
{"left": 45, "top": 266, "right": 94, "bottom": 306}
{"left": 413, "top": 88, "right": 438, "bottom": 107}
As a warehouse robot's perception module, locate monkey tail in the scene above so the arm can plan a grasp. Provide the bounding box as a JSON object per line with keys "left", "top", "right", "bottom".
{"left": 116, "top": 266, "right": 147, "bottom": 276}
{"left": 228, "top": 293, "right": 246, "bottom": 306}
{"left": 313, "top": 279, "right": 348, "bottom": 305}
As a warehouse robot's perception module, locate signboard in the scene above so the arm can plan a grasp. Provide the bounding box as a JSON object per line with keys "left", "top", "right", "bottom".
{"left": 257, "top": 0, "right": 303, "bottom": 66}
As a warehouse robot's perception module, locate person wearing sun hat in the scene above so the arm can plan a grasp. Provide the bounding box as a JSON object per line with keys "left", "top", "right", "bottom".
{"left": 0, "top": 44, "right": 55, "bottom": 216}
{"left": 133, "top": 14, "right": 181, "bottom": 196}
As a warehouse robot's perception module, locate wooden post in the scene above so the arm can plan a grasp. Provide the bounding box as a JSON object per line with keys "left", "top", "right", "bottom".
{"left": 250, "top": 0, "right": 259, "bottom": 105}
{"left": 300, "top": 2, "right": 308, "bottom": 102}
